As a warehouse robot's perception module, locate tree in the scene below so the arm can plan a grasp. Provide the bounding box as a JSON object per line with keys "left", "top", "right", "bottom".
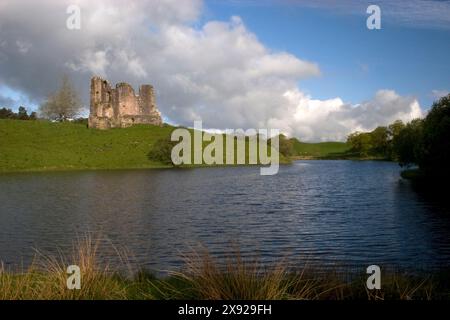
{"left": 392, "top": 119, "right": 423, "bottom": 167}
{"left": 347, "top": 131, "right": 373, "bottom": 156}
{"left": 0, "top": 107, "right": 15, "bottom": 119}
{"left": 148, "top": 137, "right": 178, "bottom": 166}
{"left": 17, "top": 106, "right": 29, "bottom": 120}
{"left": 388, "top": 120, "right": 405, "bottom": 139}
{"left": 419, "top": 94, "right": 450, "bottom": 177}
{"left": 0, "top": 106, "right": 36, "bottom": 120}
{"left": 371, "top": 126, "right": 389, "bottom": 155}
{"left": 39, "top": 75, "right": 83, "bottom": 121}
{"left": 278, "top": 135, "right": 294, "bottom": 157}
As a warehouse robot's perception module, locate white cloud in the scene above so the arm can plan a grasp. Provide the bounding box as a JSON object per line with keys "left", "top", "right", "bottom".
{"left": 279, "top": 89, "right": 422, "bottom": 141}
{"left": 0, "top": 0, "right": 423, "bottom": 141}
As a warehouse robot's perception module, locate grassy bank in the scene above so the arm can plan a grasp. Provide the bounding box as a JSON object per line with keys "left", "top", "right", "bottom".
{"left": 0, "top": 237, "right": 447, "bottom": 300}
{"left": 0, "top": 119, "right": 402, "bottom": 174}
{"left": 0, "top": 119, "right": 176, "bottom": 172}
{"left": 290, "top": 138, "right": 391, "bottom": 160}
{"left": 291, "top": 139, "right": 350, "bottom": 159}
{"left": 0, "top": 119, "right": 291, "bottom": 173}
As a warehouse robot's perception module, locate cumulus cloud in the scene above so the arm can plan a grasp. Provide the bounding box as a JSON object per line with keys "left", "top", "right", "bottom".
{"left": 0, "top": 0, "right": 422, "bottom": 141}
{"left": 282, "top": 89, "right": 422, "bottom": 141}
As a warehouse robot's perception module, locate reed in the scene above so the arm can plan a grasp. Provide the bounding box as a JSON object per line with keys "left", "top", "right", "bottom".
{"left": 0, "top": 239, "right": 443, "bottom": 300}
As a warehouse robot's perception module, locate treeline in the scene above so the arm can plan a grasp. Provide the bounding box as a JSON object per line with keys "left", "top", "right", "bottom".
{"left": 1, "top": 75, "right": 85, "bottom": 123}
{"left": 346, "top": 120, "right": 404, "bottom": 160}
{"left": 0, "top": 106, "right": 37, "bottom": 120}
{"left": 347, "top": 94, "right": 450, "bottom": 178}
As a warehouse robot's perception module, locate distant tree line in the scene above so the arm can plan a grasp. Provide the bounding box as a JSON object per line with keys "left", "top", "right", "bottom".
{"left": 1, "top": 75, "right": 85, "bottom": 123}
{"left": 0, "top": 106, "right": 37, "bottom": 120}
{"left": 347, "top": 94, "right": 450, "bottom": 178}
{"left": 346, "top": 120, "right": 404, "bottom": 159}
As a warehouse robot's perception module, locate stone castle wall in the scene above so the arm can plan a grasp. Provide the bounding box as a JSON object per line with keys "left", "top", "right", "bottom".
{"left": 88, "top": 77, "right": 163, "bottom": 129}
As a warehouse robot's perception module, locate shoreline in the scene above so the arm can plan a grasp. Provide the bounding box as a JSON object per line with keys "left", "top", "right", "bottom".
{"left": 0, "top": 160, "right": 294, "bottom": 175}
{"left": 0, "top": 158, "right": 396, "bottom": 175}
{"left": 0, "top": 119, "right": 396, "bottom": 174}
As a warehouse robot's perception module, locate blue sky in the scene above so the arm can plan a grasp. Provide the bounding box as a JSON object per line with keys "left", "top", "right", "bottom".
{"left": 203, "top": 0, "right": 450, "bottom": 109}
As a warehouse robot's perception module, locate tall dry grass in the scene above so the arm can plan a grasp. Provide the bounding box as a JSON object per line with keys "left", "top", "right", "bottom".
{"left": 160, "top": 247, "right": 350, "bottom": 300}
{"left": 156, "top": 247, "right": 439, "bottom": 300}
{"left": 0, "top": 236, "right": 129, "bottom": 300}
{"left": 0, "top": 239, "right": 443, "bottom": 300}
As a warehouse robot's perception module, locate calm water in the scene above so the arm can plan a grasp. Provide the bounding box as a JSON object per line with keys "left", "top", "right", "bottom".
{"left": 1, "top": 160, "right": 450, "bottom": 273}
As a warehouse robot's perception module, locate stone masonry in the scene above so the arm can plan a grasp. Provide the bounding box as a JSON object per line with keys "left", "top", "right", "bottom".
{"left": 88, "top": 76, "right": 163, "bottom": 129}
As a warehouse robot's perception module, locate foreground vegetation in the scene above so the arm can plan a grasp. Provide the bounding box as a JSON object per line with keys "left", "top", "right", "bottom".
{"left": 0, "top": 237, "right": 447, "bottom": 300}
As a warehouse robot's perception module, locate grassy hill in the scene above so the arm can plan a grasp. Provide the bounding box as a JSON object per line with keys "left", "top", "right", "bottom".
{"left": 0, "top": 119, "right": 178, "bottom": 172}
{"left": 0, "top": 119, "right": 354, "bottom": 173}
{"left": 290, "top": 138, "right": 350, "bottom": 159}
{"left": 0, "top": 120, "right": 291, "bottom": 173}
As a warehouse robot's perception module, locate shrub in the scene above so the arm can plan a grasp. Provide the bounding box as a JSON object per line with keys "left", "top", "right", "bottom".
{"left": 147, "top": 137, "right": 178, "bottom": 165}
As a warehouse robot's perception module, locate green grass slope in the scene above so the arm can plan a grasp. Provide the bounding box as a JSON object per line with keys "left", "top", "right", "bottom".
{"left": 0, "top": 119, "right": 176, "bottom": 172}
{"left": 0, "top": 120, "right": 289, "bottom": 173}
{"left": 290, "top": 138, "right": 350, "bottom": 159}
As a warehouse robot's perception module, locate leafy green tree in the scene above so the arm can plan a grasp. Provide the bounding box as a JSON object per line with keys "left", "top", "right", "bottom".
{"left": 388, "top": 120, "right": 405, "bottom": 139}
{"left": 419, "top": 94, "right": 450, "bottom": 177}
{"left": 347, "top": 131, "right": 373, "bottom": 156}
{"left": 17, "top": 106, "right": 29, "bottom": 120}
{"left": 392, "top": 119, "right": 423, "bottom": 167}
{"left": 0, "top": 107, "right": 15, "bottom": 119}
{"left": 147, "top": 137, "right": 178, "bottom": 166}
{"left": 0, "top": 106, "right": 36, "bottom": 120}
{"left": 39, "top": 75, "right": 83, "bottom": 121}
{"left": 278, "top": 135, "right": 294, "bottom": 157}
{"left": 371, "top": 126, "right": 389, "bottom": 155}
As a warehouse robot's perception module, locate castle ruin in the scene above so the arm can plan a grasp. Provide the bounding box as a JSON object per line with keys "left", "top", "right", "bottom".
{"left": 88, "top": 76, "right": 163, "bottom": 129}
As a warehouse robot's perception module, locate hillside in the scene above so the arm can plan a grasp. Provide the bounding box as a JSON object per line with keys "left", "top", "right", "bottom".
{"left": 290, "top": 138, "right": 350, "bottom": 159}
{"left": 0, "top": 119, "right": 178, "bottom": 172}
{"left": 0, "top": 120, "right": 291, "bottom": 173}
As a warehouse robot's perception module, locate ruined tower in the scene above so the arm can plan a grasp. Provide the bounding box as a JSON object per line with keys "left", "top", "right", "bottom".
{"left": 88, "top": 76, "right": 163, "bottom": 129}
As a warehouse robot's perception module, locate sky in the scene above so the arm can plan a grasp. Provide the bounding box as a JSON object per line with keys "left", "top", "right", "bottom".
{"left": 0, "top": 0, "right": 449, "bottom": 141}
